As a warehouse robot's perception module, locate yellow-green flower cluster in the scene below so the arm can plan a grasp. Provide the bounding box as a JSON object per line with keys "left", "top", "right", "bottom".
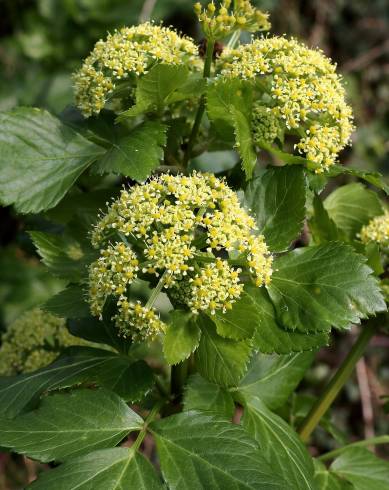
{"left": 73, "top": 22, "right": 198, "bottom": 117}
{"left": 194, "top": 0, "right": 270, "bottom": 40}
{"left": 89, "top": 172, "right": 272, "bottom": 339}
{"left": 0, "top": 309, "right": 87, "bottom": 375}
{"left": 359, "top": 212, "right": 389, "bottom": 249}
{"left": 220, "top": 36, "right": 354, "bottom": 171}
{"left": 252, "top": 102, "right": 282, "bottom": 145}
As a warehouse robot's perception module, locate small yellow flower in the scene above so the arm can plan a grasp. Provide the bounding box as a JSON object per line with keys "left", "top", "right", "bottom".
{"left": 359, "top": 212, "right": 389, "bottom": 249}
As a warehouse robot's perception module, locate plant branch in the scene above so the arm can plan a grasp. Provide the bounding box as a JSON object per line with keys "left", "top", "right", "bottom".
{"left": 318, "top": 435, "right": 389, "bottom": 462}
{"left": 183, "top": 39, "right": 215, "bottom": 166}
{"left": 298, "top": 323, "right": 376, "bottom": 443}
{"left": 132, "top": 400, "right": 164, "bottom": 451}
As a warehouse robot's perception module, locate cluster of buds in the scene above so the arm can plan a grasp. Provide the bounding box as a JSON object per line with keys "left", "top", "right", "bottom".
{"left": 88, "top": 172, "right": 273, "bottom": 340}
{"left": 194, "top": 0, "right": 270, "bottom": 40}
{"left": 359, "top": 212, "right": 389, "bottom": 250}
{"left": 0, "top": 309, "right": 89, "bottom": 375}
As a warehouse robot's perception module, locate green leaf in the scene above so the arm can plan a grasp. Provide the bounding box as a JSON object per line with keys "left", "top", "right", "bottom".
{"left": 0, "top": 388, "right": 143, "bottom": 462}
{"left": 0, "top": 347, "right": 148, "bottom": 418}
{"left": 331, "top": 447, "right": 389, "bottom": 490}
{"left": 163, "top": 311, "right": 201, "bottom": 365}
{"left": 29, "top": 447, "right": 163, "bottom": 489}
{"left": 117, "top": 64, "right": 189, "bottom": 119}
{"left": 0, "top": 107, "right": 104, "bottom": 213}
{"left": 238, "top": 352, "right": 314, "bottom": 409}
{"left": 151, "top": 410, "right": 286, "bottom": 489}
{"left": 43, "top": 285, "right": 90, "bottom": 318}
{"left": 232, "top": 107, "right": 257, "bottom": 179}
{"left": 29, "top": 231, "right": 94, "bottom": 281}
{"left": 267, "top": 243, "right": 386, "bottom": 333}
{"left": 309, "top": 194, "right": 341, "bottom": 244}
{"left": 195, "top": 316, "right": 252, "bottom": 387}
{"left": 313, "top": 460, "right": 353, "bottom": 490}
{"left": 327, "top": 165, "right": 389, "bottom": 195}
{"left": 212, "top": 295, "right": 256, "bottom": 340}
{"left": 94, "top": 121, "right": 167, "bottom": 181}
{"left": 324, "top": 183, "right": 384, "bottom": 239}
{"left": 67, "top": 316, "right": 127, "bottom": 352}
{"left": 184, "top": 374, "right": 235, "bottom": 418}
{"left": 245, "top": 166, "right": 306, "bottom": 251}
{"left": 230, "top": 287, "right": 329, "bottom": 354}
{"left": 242, "top": 398, "right": 316, "bottom": 490}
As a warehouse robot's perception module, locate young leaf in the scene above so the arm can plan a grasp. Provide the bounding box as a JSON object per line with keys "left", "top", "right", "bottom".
{"left": 326, "top": 164, "right": 389, "bottom": 196}
{"left": 231, "top": 107, "right": 257, "bottom": 179}
{"left": 29, "top": 231, "right": 94, "bottom": 281}
{"left": 0, "top": 388, "right": 143, "bottom": 462}
{"left": 324, "top": 183, "right": 384, "bottom": 239}
{"left": 0, "top": 107, "right": 104, "bottom": 213}
{"left": 183, "top": 374, "right": 235, "bottom": 419}
{"left": 0, "top": 347, "right": 149, "bottom": 418}
{"left": 151, "top": 411, "right": 287, "bottom": 489}
{"left": 223, "top": 287, "right": 328, "bottom": 354}
{"left": 330, "top": 447, "right": 389, "bottom": 490}
{"left": 94, "top": 121, "right": 167, "bottom": 181}
{"left": 43, "top": 285, "right": 90, "bottom": 318}
{"left": 163, "top": 311, "right": 201, "bottom": 365}
{"left": 267, "top": 243, "right": 386, "bottom": 333}
{"left": 117, "top": 64, "right": 189, "bottom": 119}
{"left": 245, "top": 166, "right": 306, "bottom": 251}
{"left": 29, "top": 447, "right": 163, "bottom": 490}
{"left": 195, "top": 316, "right": 252, "bottom": 387}
{"left": 242, "top": 397, "right": 316, "bottom": 490}
{"left": 238, "top": 352, "right": 314, "bottom": 409}
{"left": 212, "top": 294, "right": 257, "bottom": 340}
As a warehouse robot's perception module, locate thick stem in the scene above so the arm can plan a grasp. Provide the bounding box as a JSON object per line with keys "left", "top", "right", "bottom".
{"left": 171, "top": 360, "right": 189, "bottom": 402}
{"left": 298, "top": 323, "right": 376, "bottom": 443}
{"left": 183, "top": 39, "right": 215, "bottom": 166}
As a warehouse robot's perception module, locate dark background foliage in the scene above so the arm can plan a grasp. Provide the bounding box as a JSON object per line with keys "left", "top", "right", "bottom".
{"left": 0, "top": 0, "right": 388, "bottom": 487}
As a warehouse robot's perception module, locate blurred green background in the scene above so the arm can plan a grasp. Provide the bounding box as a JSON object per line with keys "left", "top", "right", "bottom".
{"left": 0, "top": 1, "right": 388, "bottom": 486}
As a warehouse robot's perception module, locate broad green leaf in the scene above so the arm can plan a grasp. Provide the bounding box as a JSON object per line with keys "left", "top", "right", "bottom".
{"left": 163, "top": 311, "right": 201, "bottom": 365}
{"left": 314, "top": 460, "right": 353, "bottom": 490}
{"left": 94, "top": 121, "right": 167, "bottom": 181}
{"left": 331, "top": 447, "right": 389, "bottom": 490}
{"left": 267, "top": 243, "right": 386, "bottom": 333}
{"left": 29, "top": 231, "right": 94, "bottom": 281}
{"left": 229, "top": 287, "right": 329, "bottom": 354}
{"left": 232, "top": 107, "right": 257, "bottom": 179}
{"left": 237, "top": 352, "right": 314, "bottom": 409}
{"left": 29, "top": 447, "right": 163, "bottom": 490}
{"left": 184, "top": 374, "right": 235, "bottom": 418}
{"left": 151, "top": 411, "right": 286, "bottom": 489}
{"left": 117, "top": 64, "right": 189, "bottom": 118}
{"left": 43, "top": 285, "right": 90, "bottom": 318}
{"left": 242, "top": 398, "right": 316, "bottom": 490}
{"left": 0, "top": 107, "right": 104, "bottom": 213}
{"left": 195, "top": 316, "right": 252, "bottom": 387}
{"left": 0, "top": 388, "right": 143, "bottom": 462}
{"left": 324, "top": 183, "right": 384, "bottom": 239}
{"left": 212, "top": 294, "right": 256, "bottom": 340}
{"left": 309, "top": 194, "right": 341, "bottom": 244}
{"left": 0, "top": 347, "right": 145, "bottom": 418}
{"left": 245, "top": 166, "right": 306, "bottom": 251}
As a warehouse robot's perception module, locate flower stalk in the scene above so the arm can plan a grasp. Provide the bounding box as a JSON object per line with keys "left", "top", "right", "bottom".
{"left": 298, "top": 323, "right": 376, "bottom": 443}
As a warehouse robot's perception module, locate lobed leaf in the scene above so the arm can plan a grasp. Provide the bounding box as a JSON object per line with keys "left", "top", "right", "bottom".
{"left": 151, "top": 410, "right": 287, "bottom": 489}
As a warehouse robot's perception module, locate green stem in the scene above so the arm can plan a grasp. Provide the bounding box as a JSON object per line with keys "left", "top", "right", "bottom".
{"left": 298, "top": 323, "right": 376, "bottom": 443}
{"left": 183, "top": 39, "right": 215, "bottom": 166}
{"left": 318, "top": 435, "right": 389, "bottom": 462}
{"left": 132, "top": 400, "right": 164, "bottom": 451}
{"left": 145, "top": 270, "right": 170, "bottom": 309}
{"left": 171, "top": 360, "right": 189, "bottom": 401}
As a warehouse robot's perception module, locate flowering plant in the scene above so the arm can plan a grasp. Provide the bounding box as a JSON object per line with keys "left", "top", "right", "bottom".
{"left": 0, "top": 1, "right": 388, "bottom": 488}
